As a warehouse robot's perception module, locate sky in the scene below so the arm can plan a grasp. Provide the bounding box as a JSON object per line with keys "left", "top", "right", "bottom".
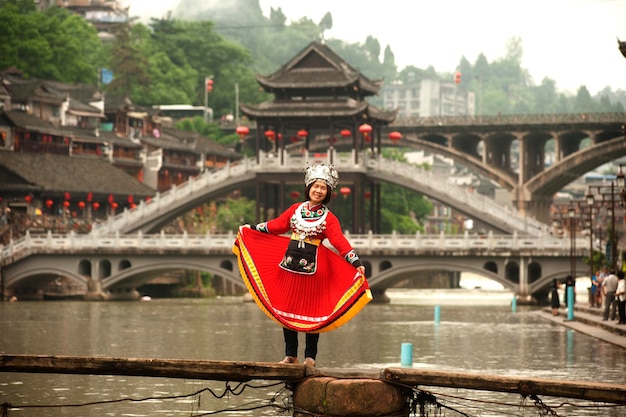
{"left": 126, "top": 0, "right": 626, "bottom": 95}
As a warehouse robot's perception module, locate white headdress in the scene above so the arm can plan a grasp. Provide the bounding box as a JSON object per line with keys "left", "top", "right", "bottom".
{"left": 304, "top": 163, "right": 339, "bottom": 190}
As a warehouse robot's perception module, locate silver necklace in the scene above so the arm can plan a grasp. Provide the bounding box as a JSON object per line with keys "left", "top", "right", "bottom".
{"left": 291, "top": 202, "right": 328, "bottom": 244}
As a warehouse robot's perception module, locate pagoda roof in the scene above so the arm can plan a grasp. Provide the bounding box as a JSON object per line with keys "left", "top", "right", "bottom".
{"left": 240, "top": 98, "right": 397, "bottom": 126}
{"left": 256, "top": 41, "right": 383, "bottom": 95}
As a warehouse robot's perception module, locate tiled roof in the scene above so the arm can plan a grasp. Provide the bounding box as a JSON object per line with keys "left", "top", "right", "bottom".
{"left": 0, "top": 151, "right": 154, "bottom": 196}
{"left": 1, "top": 110, "right": 74, "bottom": 137}
{"left": 257, "top": 41, "right": 383, "bottom": 95}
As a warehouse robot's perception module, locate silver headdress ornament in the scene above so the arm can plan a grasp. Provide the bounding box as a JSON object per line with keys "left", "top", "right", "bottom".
{"left": 304, "top": 163, "right": 339, "bottom": 190}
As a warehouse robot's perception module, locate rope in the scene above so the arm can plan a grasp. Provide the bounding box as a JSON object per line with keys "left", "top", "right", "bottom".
{"left": 1, "top": 380, "right": 291, "bottom": 416}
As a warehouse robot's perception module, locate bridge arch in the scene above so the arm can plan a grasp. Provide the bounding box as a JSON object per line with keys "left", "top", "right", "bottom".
{"left": 101, "top": 259, "right": 242, "bottom": 292}
{"left": 368, "top": 261, "right": 513, "bottom": 292}
{"left": 99, "top": 260, "right": 111, "bottom": 279}
{"left": 78, "top": 259, "right": 91, "bottom": 277}
{"left": 4, "top": 266, "right": 89, "bottom": 295}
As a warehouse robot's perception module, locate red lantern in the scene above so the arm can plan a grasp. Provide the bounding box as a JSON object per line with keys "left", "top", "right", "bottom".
{"left": 340, "top": 187, "right": 351, "bottom": 199}
{"left": 127, "top": 195, "right": 134, "bottom": 204}
{"left": 45, "top": 199, "right": 53, "bottom": 208}
{"left": 108, "top": 194, "right": 115, "bottom": 204}
{"left": 340, "top": 129, "right": 351, "bottom": 138}
{"left": 78, "top": 201, "right": 85, "bottom": 210}
{"left": 86, "top": 192, "right": 93, "bottom": 202}
{"left": 454, "top": 71, "right": 462, "bottom": 84}
{"left": 63, "top": 201, "right": 70, "bottom": 208}
{"left": 290, "top": 190, "right": 300, "bottom": 200}
{"left": 112, "top": 202, "right": 118, "bottom": 209}
{"left": 364, "top": 191, "right": 372, "bottom": 200}
{"left": 64, "top": 191, "right": 71, "bottom": 201}
{"left": 389, "top": 131, "right": 402, "bottom": 145}
{"left": 92, "top": 202, "right": 100, "bottom": 210}
{"left": 297, "top": 129, "right": 308, "bottom": 138}
{"left": 264, "top": 130, "right": 276, "bottom": 142}
{"left": 235, "top": 126, "right": 249, "bottom": 141}
{"left": 289, "top": 136, "right": 300, "bottom": 143}
{"left": 25, "top": 195, "right": 32, "bottom": 204}
{"left": 359, "top": 123, "right": 372, "bottom": 142}
{"left": 130, "top": 203, "right": 137, "bottom": 209}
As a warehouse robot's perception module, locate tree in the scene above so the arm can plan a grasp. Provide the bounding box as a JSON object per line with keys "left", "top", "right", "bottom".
{"left": 0, "top": 3, "right": 102, "bottom": 83}
{"left": 106, "top": 22, "right": 151, "bottom": 100}
{"left": 573, "top": 86, "right": 596, "bottom": 113}
{"left": 318, "top": 11, "right": 332, "bottom": 37}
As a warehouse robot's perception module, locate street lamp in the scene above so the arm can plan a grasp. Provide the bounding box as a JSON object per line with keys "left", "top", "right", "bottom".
{"left": 588, "top": 166, "right": 626, "bottom": 272}
{"left": 551, "top": 203, "right": 583, "bottom": 319}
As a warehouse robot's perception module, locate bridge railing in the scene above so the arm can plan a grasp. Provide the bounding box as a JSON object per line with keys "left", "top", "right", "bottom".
{"left": 392, "top": 112, "right": 625, "bottom": 127}
{"left": 367, "top": 156, "right": 547, "bottom": 235}
{"left": 1, "top": 230, "right": 589, "bottom": 266}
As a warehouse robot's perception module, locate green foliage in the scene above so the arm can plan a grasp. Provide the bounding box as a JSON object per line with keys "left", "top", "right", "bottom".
{"left": 174, "top": 116, "right": 238, "bottom": 146}
{"left": 0, "top": 2, "right": 102, "bottom": 83}
{"left": 215, "top": 197, "right": 256, "bottom": 232}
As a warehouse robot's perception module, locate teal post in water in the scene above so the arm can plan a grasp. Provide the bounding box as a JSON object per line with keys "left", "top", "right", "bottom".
{"left": 567, "top": 286, "right": 575, "bottom": 320}
{"left": 511, "top": 296, "right": 517, "bottom": 313}
{"left": 401, "top": 343, "right": 413, "bottom": 367}
{"left": 434, "top": 305, "right": 441, "bottom": 323}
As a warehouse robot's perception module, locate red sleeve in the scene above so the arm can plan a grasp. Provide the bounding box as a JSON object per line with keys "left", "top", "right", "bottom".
{"left": 322, "top": 211, "right": 355, "bottom": 257}
{"left": 264, "top": 202, "right": 300, "bottom": 235}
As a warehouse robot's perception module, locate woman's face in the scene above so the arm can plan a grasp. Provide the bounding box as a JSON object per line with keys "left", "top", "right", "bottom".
{"left": 308, "top": 180, "right": 328, "bottom": 206}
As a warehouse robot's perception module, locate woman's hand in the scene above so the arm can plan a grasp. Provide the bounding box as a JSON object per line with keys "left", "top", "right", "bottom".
{"left": 356, "top": 265, "right": 365, "bottom": 276}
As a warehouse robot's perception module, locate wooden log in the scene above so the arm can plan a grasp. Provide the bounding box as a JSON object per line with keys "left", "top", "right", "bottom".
{"left": 382, "top": 368, "right": 626, "bottom": 404}
{"left": 0, "top": 354, "right": 305, "bottom": 382}
{"left": 1, "top": 355, "right": 625, "bottom": 404}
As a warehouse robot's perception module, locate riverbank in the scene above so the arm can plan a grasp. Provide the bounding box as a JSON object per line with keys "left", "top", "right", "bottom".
{"left": 536, "top": 305, "right": 626, "bottom": 349}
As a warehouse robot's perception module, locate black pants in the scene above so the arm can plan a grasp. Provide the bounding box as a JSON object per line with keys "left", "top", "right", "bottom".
{"left": 283, "top": 328, "right": 319, "bottom": 359}
{"left": 618, "top": 299, "right": 626, "bottom": 324}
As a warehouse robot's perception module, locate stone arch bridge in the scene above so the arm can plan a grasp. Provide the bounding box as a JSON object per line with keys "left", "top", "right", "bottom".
{"left": 1, "top": 231, "right": 587, "bottom": 303}
{"left": 91, "top": 151, "right": 546, "bottom": 237}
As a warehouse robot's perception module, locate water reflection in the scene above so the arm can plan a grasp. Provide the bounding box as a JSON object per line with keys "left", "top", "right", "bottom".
{"left": 0, "top": 290, "right": 625, "bottom": 416}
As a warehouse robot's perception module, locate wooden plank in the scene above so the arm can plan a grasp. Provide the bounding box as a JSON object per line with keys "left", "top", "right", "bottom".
{"left": 382, "top": 368, "right": 626, "bottom": 404}
{"left": 0, "top": 354, "right": 305, "bottom": 382}
{"left": 1, "top": 355, "right": 625, "bottom": 404}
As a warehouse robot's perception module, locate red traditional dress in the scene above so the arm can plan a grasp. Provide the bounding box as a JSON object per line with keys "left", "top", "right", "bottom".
{"left": 233, "top": 201, "right": 372, "bottom": 333}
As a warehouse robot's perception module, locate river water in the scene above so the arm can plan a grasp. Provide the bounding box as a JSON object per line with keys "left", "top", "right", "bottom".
{"left": 1, "top": 288, "right": 625, "bottom": 417}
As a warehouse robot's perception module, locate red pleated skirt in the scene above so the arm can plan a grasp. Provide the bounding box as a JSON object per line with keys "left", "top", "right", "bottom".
{"left": 233, "top": 227, "right": 372, "bottom": 333}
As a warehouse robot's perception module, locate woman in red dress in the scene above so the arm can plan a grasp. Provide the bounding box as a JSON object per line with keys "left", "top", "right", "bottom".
{"left": 233, "top": 163, "right": 371, "bottom": 367}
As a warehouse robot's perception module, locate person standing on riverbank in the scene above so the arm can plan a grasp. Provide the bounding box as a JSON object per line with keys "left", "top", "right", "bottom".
{"left": 615, "top": 271, "right": 625, "bottom": 324}
{"left": 550, "top": 279, "right": 561, "bottom": 316}
{"left": 602, "top": 270, "right": 618, "bottom": 321}
{"left": 233, "top": 163, "right": 371, "bottom": 367}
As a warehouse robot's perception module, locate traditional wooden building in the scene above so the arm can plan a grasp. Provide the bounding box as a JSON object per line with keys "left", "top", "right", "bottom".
{"left": 0, "top": 151, "right": 154, "bottom": 242}
{"left": 239, "top": 41, "right": 398, "bottom": 233}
